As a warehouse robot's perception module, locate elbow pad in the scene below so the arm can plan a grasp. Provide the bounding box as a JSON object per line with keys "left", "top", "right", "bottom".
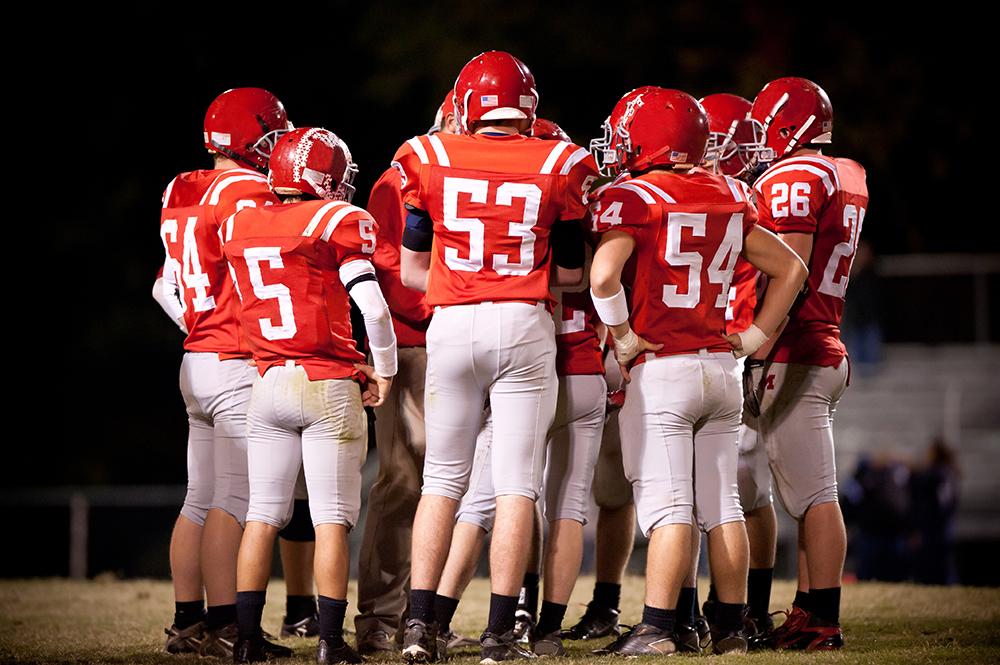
{"left": 402, "top": 205, "right": 433, "bottom": 252}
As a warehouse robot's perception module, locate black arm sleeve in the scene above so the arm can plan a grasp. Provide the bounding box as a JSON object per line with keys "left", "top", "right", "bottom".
{"left": 401, "top": 204, "right": 433, "bottom": 252}
{"left": 551, "top": 219, "right": 585, "bottom": 269}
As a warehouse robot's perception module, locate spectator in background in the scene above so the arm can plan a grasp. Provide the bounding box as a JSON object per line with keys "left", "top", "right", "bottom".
{"left": 910, "top": 438, "right": 960, "bottom": 585}
{"left": 842, "top": 239, "right": 883, "bottom": 374}
{"left": 842, "top": 454, "right": 911, "bottom": 581}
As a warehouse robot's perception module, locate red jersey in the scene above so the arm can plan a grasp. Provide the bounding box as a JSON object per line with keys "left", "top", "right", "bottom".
{"left": 554, "top": 289, "right": 604, "bottom": 376}
{"left": 393, "top": 132, "right": 598, "bottom": 307}
{"left": 368, "top": 166, "right": 432, "bottom": 347}
{"left": 222, "top": 200, "right": 378, "bottom": 381}
{"left": 159, "top": 168, "right": 277, "bottom": 357}
{"left": 591, "top": 169, "right": 758, "bottom": 363}
{"left": 754, "top": 154, "right": 868, "bottom": 366}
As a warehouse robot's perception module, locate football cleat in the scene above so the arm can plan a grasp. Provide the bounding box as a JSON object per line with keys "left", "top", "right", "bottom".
{"left": 672, "top": 622, "right": 702, "bottom": 654}
{"left": 280, "top": 613, "right": 319, "bottom": 638}
{"left": 561, "top": 603, "right": 621, "bottom": 640}
{"left": 743, "top": 612, "right": 775, "bottom": 650}
{"left": 441, "top": 630, "right": 479, "bottom": 650}
{"left": 771, "top": 612, "right": 844, "bottom": 651}
{"left": 480, "top": 630, "right": 537, "bottom": 664}
{"left": 694, "top": 615, "right": 712, "bottom": 651}
{"left": 592, "top": 623, "right": 677, "bottom": 656}
{"left": 765, "top": 606, "right": 809, "bottom": 650}
{"left": 357, "top": 628, "right": 397, "bottom": 655}
{"left": 318, "top": 637, "right": 364, "bottom": 664}
{"left": 164, "top": 621, "right": 206, "bottom": 654}
{"left": 710, "top": 626, "right": 748, "bottom": 655}
{"left": 513, "top": 609, "right": 535, "bottom": 645}
{"left": 232, "top": 630, "right": 295, "bottom": 663}
{"left": 530, "top": 631, "right": 566, "bottom": 657}
{"left": 402, "top": 618, "right": 439, "bottom": 663}
{"left": 197, "top": 622, "right": 238, "bottom": 659}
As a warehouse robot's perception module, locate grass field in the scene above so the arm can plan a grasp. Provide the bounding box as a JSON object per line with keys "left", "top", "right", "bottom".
{"left": 1, "top": 576, "right": 998, "bottom": 664}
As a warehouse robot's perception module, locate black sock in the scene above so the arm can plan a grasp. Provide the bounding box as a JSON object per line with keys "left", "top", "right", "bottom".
{"left": 535, "top": 601, "right": 567, "bottom": 636}
{"left": 174, "top": 600, "right": 205, "bottom": 629}
{"left": 714, "top": 602, "right": 746, "bottom": 633}
{"left": 641, "top": 605, "right": 675, "bottom": 632}
{"left": 747, "top": 568, "right": 774, "bottom": 620}
{"left": 592, "top": 582, "right": 621, "bottom": 610}
{"left": 205, "top": 604, "right": 236, "bottom": 630}
{"left": 693, "top": 587, "right": 701, "bottom": 617}
{"left": 676, "top": 588, "right": 697, "bottom": 626}
{"left": 793, "top": 589, "right": 811, "bottom": 612}
{"left": 487, "top": 593, "right": 520, "bottom": 635}
{"left": 809, "top": 587, "right": 841, "bottom": 624}
{"left": 410, "top": 589, "right": 436, "bottom": 624}
{"left": 286, "top": 594, "right": 316, "bottom": 623}
{"left": 520, "top": 573, "right": 540, "bottom": 621}
{"left": 236, "top": 591, "right": 266, "bottom": 640}
{"left": 707, "top": 583, "right": 718, "bottom": 602}
{"left": 318, "top": 596, "right": 348, "bottom": 646}
{"left": 435, "top": 595, "right": 460, "bottom": 634}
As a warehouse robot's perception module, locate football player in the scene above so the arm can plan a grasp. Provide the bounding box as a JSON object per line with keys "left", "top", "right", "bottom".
{"left": 156, "top": 87, "right": 313, "bottom": 657}
{"left": 222, "top": 127, "right": 397, "bottom": 664}
{"left": 394, "top": 51, "right": 598, "bottom": 663}
{"left": 588, "top": 87, "right": 807, "bottom": 655}
{"left": 354, "top": 90, "right": 454, "bottom": 656}
{"left": 744, "top": 77, "right": 868, "bottom": 651}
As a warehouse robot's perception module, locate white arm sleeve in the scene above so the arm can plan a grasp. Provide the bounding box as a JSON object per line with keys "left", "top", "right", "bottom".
{"left": 152, "top": 275, "right": 188, "bottom": 334}
{"left": 341, "top": 260, "right": 398, "bottom": 377}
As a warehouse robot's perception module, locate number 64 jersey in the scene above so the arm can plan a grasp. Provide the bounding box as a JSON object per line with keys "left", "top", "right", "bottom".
{"left": 753, "top": 154, "right": 869, "bottom": 367}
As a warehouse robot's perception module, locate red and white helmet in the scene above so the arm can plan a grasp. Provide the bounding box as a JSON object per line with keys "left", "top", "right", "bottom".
{"left": 531, "top": 118, "right": 571, "bottom": 142}
{"left": 750, "top": 77, "right": 832, "bottom": 159}
{"left": 589, "top": 86, "right": 658, "bottom": 177}
{"left": 700, "top": 93, "right": 774, "bottom": 177}
{"left": 267, "top": 128, "right": 358, "bottom": 202}
{"left": 204, "top": 88, "right": 290, "bottom": 173}
{"left": 453, "top": 51, "right": 538, "bottom": 133}
{"left": 428, "top": 88, "right": 456, "bottom": 134}
{"left": 611, "top": 87, "right": 709, "bottom": 174}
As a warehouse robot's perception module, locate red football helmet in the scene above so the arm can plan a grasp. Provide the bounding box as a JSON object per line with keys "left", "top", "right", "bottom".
{"left": 750, "top": 77, "right": 833, "bottom": 158}
{"left": 453, "top": 51, "right": 538, "bottom": 133}
{"left": 700, "top": 93, "right": 774, "bottom": 177}
{"left": 611, "top": 87, "right": 709, "bottom": 173}
{"left": 429, "top": 88, "right": 457, "bottom": 134}
{"left": 267, "top": 128, "right": 358, "bottom": 202}
{"left": 204, "top": 88, "right": 290, "bottom": 173}
{"left": 531, "top": 118, "right": 571, "bottom": 142}
{"left": 590, "top": 86, "right": 658, "bottom": 176}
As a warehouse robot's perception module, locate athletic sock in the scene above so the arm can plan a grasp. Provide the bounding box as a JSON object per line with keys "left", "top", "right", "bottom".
{"left": 747, "top": 568, "right": 774, "bottom": 620}
{"left": 693, "top": 587, "right": 701, "bottom": 617}
{"left": 205, "top": 604, "right": 236, "bottom": 630}
{"left": 285, "top": 594, "right": 317, "bottom": 623}
{"left": 520, "top": 573, "right": 540, "bottom": 621}
{"left": 236, "top": 591, "right": 266, "bottom": 640}
{"left": 318, "top": 596, "right": 348, "bottom": 646}
{"left": 592, "top": 582, "right": 621, "bottom": 610}
{"left": 535, "top": 601, "right": 567, "bottom": 637}
{"left": 640, "top": 605, "right": 675, "bottom": 633}
{"left": 174, "top": 600, "right": 205, "bottom": 629}
{"left": 676, "top": 587, "right": 697, "bottom": 626}
{"left": 714, "top": 602, "right": 746, "bottom": 633}
{"left": 809, "top": 587, "right": 841, "bottom": 624}
{"left": 487, "top": 593, "right": 520, "bottom": 635}
{"left": 793, "top": 589, "right": 811, "bottom": 612}
{"left": 435, "top": 595, "right": 461, "bottom": 634}
{"left": 410, "top": 589, "right": 436, "bottom": 624}
{"left": 707, "top": 583, "right": 718, "bottom": 602}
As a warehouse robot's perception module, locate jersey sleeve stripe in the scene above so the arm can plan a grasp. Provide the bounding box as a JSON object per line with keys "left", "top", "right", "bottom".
{"left": 612, "top": 182, "right": 656, "bottom": 204}
{"left": 724, "top": 176, "right": 745, "bottom": 203}
{"left": 407, "top": 136, "right": 430, "bottom": 165}
{"left": 754, "top": 163, "right": 836, "bottom": 196}
{"left": 320, "top": 205, "right": 366, "bottom": 242}
{"left": 162, "top": 176, "right": 178, "bottom": 209}
{"left": 779, "top": 155, "right": 841, "bottom": 190}
{"left": 558, "top": 147, "right": 590, "bottom": 175}
{"left": 302, "top": 201, "right": 348, "bottom": 237}
{"left": 339, "top": 258, "right": 376, "bottom": 285}
{"left": 426, "top": 134, "right": 451, "bottom": 167}
{"left": 223, "top": 213, "right": 236, "bottom": 242}
{"left": 204, "top": 175, "right": 269, "bottom": 205}
{"left": 629, "top": 178, "right": 677, "bottom": 203}
{"left": 540, "top": 141, "right": 570, "bottom": 174}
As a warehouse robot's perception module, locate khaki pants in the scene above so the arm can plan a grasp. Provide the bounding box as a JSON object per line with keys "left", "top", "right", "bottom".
{"left": 355, "top": 346, "right": 427, "bottom": 638}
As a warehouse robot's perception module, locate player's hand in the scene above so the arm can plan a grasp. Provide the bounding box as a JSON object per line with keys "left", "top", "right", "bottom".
{"left": 727, "top": 324, "right": 768, "bottom": 359}
{"left": 612, "top": 328, "right": 662, "bottom": 383}
{"left": 354, "top": 363, "right": 393, "bottom": 408}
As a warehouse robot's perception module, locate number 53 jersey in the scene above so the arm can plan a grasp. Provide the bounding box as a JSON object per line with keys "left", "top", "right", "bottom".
{"left": 754, "top": 154, "right": 869, "bottom": 367}
{"left": 392, "top": 132, "right": 598, "bottom": 307}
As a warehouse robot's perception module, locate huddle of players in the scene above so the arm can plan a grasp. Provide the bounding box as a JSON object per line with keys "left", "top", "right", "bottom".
{"left": 155, "top": 47, "right": 866, "bottom": 664}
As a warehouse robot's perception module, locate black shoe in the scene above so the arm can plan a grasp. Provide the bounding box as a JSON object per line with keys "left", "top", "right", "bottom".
{"left": 358, "top": 629, "right": 397, "bottom": 655}
{"left": 513, "top": 610, "right": 535, "bottom": 645}
{"left": 710, "top": 626, "right": 748, "bottom": 655}
{"left": 672, "top": 622, "right": 701, "bottom": 654}
{"left": 282, "top": 613, "right": 320, "bottom": 638}
{"left": 531, "top": 630, "right": 566, "bottom": 657}
{"left": 743, "top": 613, "right": 774, "bottom": 650}
{"left": 401, "top": 619, "right": 439, "bottom": 663}
{"left": 199, "top": 622, "right": 238, "bottom": 659}
{"left": 561, "top": 603, "right": 621, "bottom": 640}
{"left": 593, "top": 623, "right": 677, "bottom": 656}
{"left": 164, "top": 621, "right": 206, "bottom": 654}
{"left": 694, "top": 615, "right": 711, "bottom": 651}
{"left": 233, "top": 631, "right": 295, "bottom": 662}
{"left": 480, "top": 630, "right": 537, "bottom": 664}
{"left": 318, "top": 638, "right": 364, "bottom": 664}
{"left": 701, "top": 599, "right": 716, "bottom": 626}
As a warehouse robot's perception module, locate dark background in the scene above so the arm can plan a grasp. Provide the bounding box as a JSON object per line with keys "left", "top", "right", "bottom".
{"left": 11, "top": 1, "right": 989, "bottom": 487}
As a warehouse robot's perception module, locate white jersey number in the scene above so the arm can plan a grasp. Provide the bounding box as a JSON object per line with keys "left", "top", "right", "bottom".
{"left": 770, "top": 182, "right": 811, "bottom": 218}
{"left": 818, "top": 204, "right": 866, "bottom": 299}
{"left": 442, "top": 177, "right": 542, "bottom": 275}
{"left": 662, "top": 212, "right": 743, "bottom": 310}
{"left": 244, "top": 247, "right": 297, "bottom": 341}
{"left": 161, "top": 215, "right": 216, "bottom": 313}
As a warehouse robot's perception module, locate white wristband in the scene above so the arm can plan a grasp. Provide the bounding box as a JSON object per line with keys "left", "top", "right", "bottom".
{"left": 370, "top": 342, "right": 398, "bottom": 379}
{"left": 735, "top": 324, "right": 768, "bottom": 359}
{"left": 591, "top": 286, "right": 630, "bottom": 326}
{"left": 613, "top": 328, "right": 642, "bottom": 365}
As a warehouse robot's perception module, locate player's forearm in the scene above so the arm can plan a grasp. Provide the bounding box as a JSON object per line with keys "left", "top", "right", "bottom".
{"left": 753, "top": 260, "right": 808, "bottom": 337}
{"left": 343, "top": 264, "right": 398, "bottom": 378}
{"left": 552, "top": 265, "right": 584, "bottom": 286}
{"left": 400, "top": 248, "right": 430, "bottom": 293}
{"left": 152, "top": 276, "right": 188, "bottom": 333}
{"left": 589, "top": 231, "right": 634, "bottom": 298}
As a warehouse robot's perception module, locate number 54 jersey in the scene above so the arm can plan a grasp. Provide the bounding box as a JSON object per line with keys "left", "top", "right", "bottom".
{"left": 222, "top": 200, "right": 378, "bottom": 380}
{"left": 753, "top": 154, "right": 868, "bottom": 366}
{"left": 392, "top": 132, "right": 598, "bottom": 307}
{"left": 591, "top": 169, "right": 758, "bottom": 363}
